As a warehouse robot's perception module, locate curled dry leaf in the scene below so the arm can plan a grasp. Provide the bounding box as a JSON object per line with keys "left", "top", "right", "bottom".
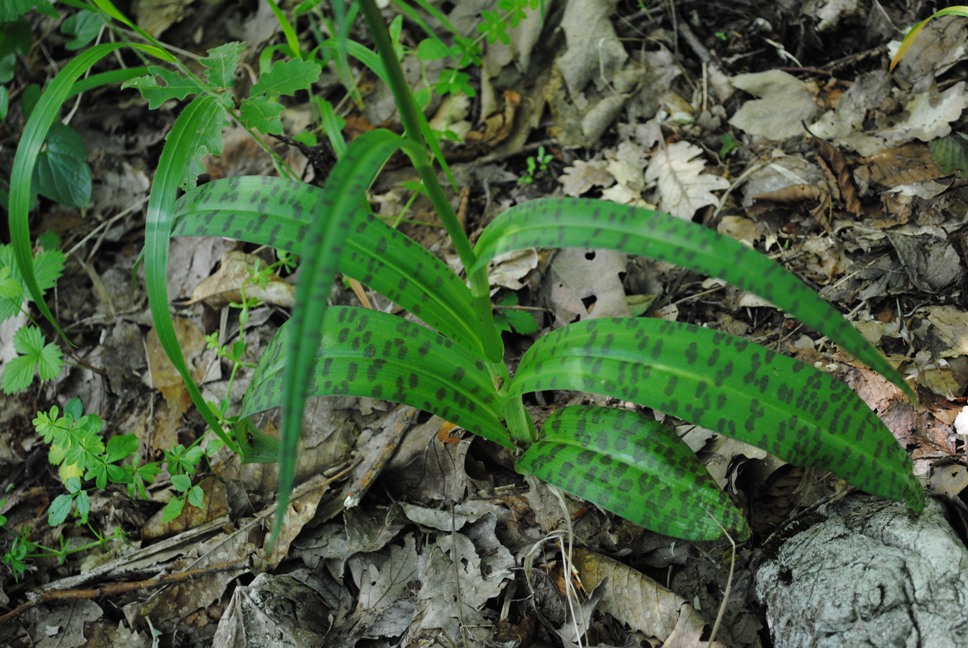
{"left": 570, "top": 548, "right": 725, "bottom": 646}
{"left": 187, "top": 250, "right": 294, "bottom": 308}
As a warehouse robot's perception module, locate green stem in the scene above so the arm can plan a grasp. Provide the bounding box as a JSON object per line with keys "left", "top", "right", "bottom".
{"left": 358, "top": 0, "right": 534, "bottom": 444}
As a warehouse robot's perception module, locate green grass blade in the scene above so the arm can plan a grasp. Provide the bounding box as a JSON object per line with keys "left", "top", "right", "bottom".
{"left": 277, "top": 128, "right": 405, "bottom": 545}
{"left": 518, "top": 405, "right": 749, "bottom": 540}
{"left": 172, "top": 176, "right": 487, "bottom": 356}
{"left": 143, "top": 96, "right": 238, "bottom": 454}
{"left": 472, "top": 198, "right": 912, "bottom": 397}
{"left": 9, "top": 42, "right": 130, "bottom": 340}
{"left": 891, "top": 7, "right": 968, "bottom": 72}
{"left": 242, "top": 306, "right": 510, "bottom": 448}
{"left": 509, "top": 317, "right": 924, "bottom": 512}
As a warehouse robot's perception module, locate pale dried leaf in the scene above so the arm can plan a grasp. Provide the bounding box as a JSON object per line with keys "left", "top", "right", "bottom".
{"left": 213, "top": 573, "right": 330, "bottom": 647}
{"left": 488, "top": 248, "right": 539, "bottom": 291}
{"left": 188, "top": 250, "right": 294, "bottom": 308}
{"left": 728, "top": 70, "right": 819, "bottom": 140}
{"left": 411, "top": 517, "right": 513, "bottom": 645}
{"left": 28, "top": 600, "right": 103, "bottom": 648}
{"left": 547, "top": 248, "right": 629, "bottom": 325}
{"left": 557, "top": 0, "right": 627, "bottom": 96}
{"left": 645, "top": 141, "right": 728, "bottom": 219}
{"left": 559, "top": 159, "right": 614, "bottom": 197}
{"left": 570, "top": 548, "right": 723, "bottom": 646}
{"left": 881, "top": 81, "right": 968, "bottom": 145}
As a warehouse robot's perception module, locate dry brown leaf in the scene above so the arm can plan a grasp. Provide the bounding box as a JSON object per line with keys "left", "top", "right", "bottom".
{"left": 142, "top": 477, "right": 230, "bottom": 540}
{"left": 812, "top": 138, "right": 862, "bottom": 216}
{"left": 645, "top": 141, "right": 728, "bottom": 219}
{"left": 144, "top": 317, "right": 210, "bottom": 449}
{"left": 558, "top": 159, "right": 614, "bottom": 197}
{"left": 187, "top": 250, "right": 294, "bottom": 308}
{"left": 570, "top": 548, "right": 724, "bottom": 647}
{"left": 855, "top": 144, "right": 944, "bottom": 188}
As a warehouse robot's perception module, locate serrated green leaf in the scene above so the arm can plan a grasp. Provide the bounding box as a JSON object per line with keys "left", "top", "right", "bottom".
{"left": 201, "top": 41, "right": 244, "bottom": 88}
{"left": 161, "top": 497, "right": 185, "bottom": 522}
{"left": 61, "top": 11, "right": 105, "bottom": 50}
{"left": 171, "top": 176, "right": 486, "bottom": 356}
{"left": 509, "top": 317, "right": 924, "bottom": 512}
{"left": 106, "top": 433, "right": 138, "bottom": 463}
{"left": 3, "top": 319, "right": 61, "bottom": 393}
{"left": 0, "top": 266, "right": 22, "bottom": 300}
{"left": 239, "top": 95, "right": 285, "bottom": 134}
{"left": 171, "top": 473, "right": 191, "bottom": 492}
{"left": 250, "top": 58, "right": 321, "bottom": 97}
{"left": 33, "top": 122, "right": 91, "bottom": 207}
{"left": 930, "top": 133, "right": 968, "bottom": 177}
{"left": 2, "top": 355, "right": 36, "bottom": 394}
{"left": 36, "top": 340, "right": 62, "bottom": 380}
{"left": 122, "top": 66, "right": 203, "bottom": 109}
{"left": 472, "top": 197, "right": 913, "bottom": 398}
{"left": 32, "top": 247, "right": 65, "bottom": 291}
{"left": 48, "top": 493, "right": 73, "bottom": 526}
{"left": 0, "top": 245, "right": 66, "bottom": 323}
{"left": 14, "top": 324, "right": 42, "bottom": 354}
{"left": 243, "top": 306, "right": 510, "bottom": 447}
{"left": 519, "top": 405, "right": 749, "bottom": 540}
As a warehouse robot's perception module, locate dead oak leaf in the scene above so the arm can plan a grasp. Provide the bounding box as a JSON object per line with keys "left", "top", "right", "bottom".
{"left": 646, "top": 141, "right": 728, "bottom": 219}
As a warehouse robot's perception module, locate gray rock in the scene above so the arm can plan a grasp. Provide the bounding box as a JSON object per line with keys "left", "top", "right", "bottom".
{"left": 755, "top": 494, "right": 968, "bottom": 647}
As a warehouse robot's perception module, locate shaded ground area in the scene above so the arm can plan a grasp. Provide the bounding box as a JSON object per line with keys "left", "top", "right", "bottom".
{"left": 2, "top": 1, "right": 968, "bottom": 646}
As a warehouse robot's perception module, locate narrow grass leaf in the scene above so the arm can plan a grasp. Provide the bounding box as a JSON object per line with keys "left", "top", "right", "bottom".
{"left": 472, "top": 197, "right": 912, "bottom": 397}
{"left": 276, "top": 129, "right": 405, "bottom": 547}
{"left": 890, "top": 7, "right": 968, "bottom": 72}
{"left": 142, "top": 96, "right": 238, "bottom": 455}
{"left": 8, "top": 42, "right": 131, "bottom": 340}
{"left": 242, "top": 306, "right": 510, "bottom": 447}
{"left": 172, "top": 175, "right": 487, "bottom": 356}
{"left": 509, "top": 317, "right": 924, "bottom": 512}
{"left": 518, "top": 405, "right": 749, "bottom": 540}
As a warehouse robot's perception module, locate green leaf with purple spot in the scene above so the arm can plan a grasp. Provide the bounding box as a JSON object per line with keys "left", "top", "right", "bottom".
{"left": 172, "top": 175, "right": 487, "bottom": 357}
{"left": 509, "top": 317, "right": 923, "bottom": 513}
{"left": 472, "top": 197, "right": 912, "bottom": 398}
{"left": 519, "top": 405, "right": 750, "bottom": 540}
{"left": 242, "top": 306, "right": 510, "bottom": 448}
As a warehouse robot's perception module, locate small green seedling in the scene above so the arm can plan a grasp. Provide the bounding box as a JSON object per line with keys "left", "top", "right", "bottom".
{"left": 518, "top": 145, "right": 554, "bottom": 185}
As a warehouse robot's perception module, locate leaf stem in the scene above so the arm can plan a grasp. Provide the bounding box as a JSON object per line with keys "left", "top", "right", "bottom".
{"left": 358, "top": 0, "right": 504, "bottom": 363}
{"left": 358, "top": 0, "right": 535, "bottom": 444}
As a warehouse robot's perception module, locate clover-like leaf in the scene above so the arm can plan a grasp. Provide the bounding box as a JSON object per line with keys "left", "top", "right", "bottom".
{"left": 2, "top": 325, "right": 62, "bottom": 394}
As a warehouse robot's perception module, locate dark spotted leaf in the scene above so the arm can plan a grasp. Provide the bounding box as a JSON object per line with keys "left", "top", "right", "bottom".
{"left": 519, "top": 405, "right": 749, "bottom": 540}
{"left": 472, "top": 198, "right": 912, "bottom": 398}
{"left": 172, "top": 176, "right": 486, "bottom": 357}
{"left": 509, "top": 318, "right": 923, "bottom": 512}
{"left": 242, "top": 306, "right": 510, "bottom": 448}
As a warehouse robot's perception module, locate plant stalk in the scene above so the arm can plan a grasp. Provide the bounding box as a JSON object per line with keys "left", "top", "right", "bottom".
{"left": 358, "top": 0, "right": 534, "bottom": 443}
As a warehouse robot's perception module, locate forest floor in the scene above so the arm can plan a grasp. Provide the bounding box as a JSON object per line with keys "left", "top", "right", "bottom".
{"left": 2, "top": 1, "right": 968, "bottom": 646}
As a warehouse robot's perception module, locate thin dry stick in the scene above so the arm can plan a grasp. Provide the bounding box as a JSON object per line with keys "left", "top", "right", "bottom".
{"left": 0, "top": 562, "right": 246, "bottom": 626}
{"left": 707, "top": 514, "right": 737, "bottom": 646}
